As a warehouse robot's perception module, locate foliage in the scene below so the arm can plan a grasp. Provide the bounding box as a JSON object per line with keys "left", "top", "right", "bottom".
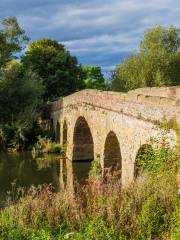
{"left": 0, "top": 127, "right": 6, "bottom": 150}
{"left": 0, "top": 17, "right": 44, "bottom": 151}
{"left": 0, "top": 124, "right": 26, "bottom": 150}
{"left": 157, "top": 118, "right": 180, "bottom": 135}
{"left": 0, "top": 145, "right": 179, "bottom": 239}
{"left": 32, "top": 136, "right": 61, "bottom": 157}
{"left": 81, "top": 65, "right": 109, "bottom": 90}
{"left": 0, "top": 60, "right": 44, "bottom": 150}
{"left": 89, "top": 159, "right": 102, "bottom": 179}
{"left": 112, "top": 26, "right": 180, "bottom": 91}
{"left": 0, "top": 17, "right": 29, "bottom": 68}
{"left": 22, "top": 38, "right": 84, "bottom": 101}
{"left": 135, "top": 142, "right": 173, "bottom": 176}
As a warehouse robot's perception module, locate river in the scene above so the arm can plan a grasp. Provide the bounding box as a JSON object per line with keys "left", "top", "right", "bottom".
{"left": 0, "top": 152, "right": 92, "bottom": 206}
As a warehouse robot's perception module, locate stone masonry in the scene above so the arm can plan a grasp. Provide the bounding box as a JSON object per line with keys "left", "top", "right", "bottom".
{"left": 49, "top": 86, "right": 180, "bottom": 187}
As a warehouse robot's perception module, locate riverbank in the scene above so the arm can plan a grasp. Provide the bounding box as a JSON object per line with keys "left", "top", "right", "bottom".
{"left": 0, "top": 145, "right": 179, "bottom": 240}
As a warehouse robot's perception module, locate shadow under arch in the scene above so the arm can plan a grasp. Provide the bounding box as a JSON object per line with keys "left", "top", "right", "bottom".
{"left": 134, "top": 144, "right": 154, "bottom": 178}
{"left": 63, "top": 120, "right": 68, "bottom": 145}
{"left": 73, "top": 116, "right": 94, "bottom": 162}
{"left": 55, "top": 121, "right": 60, "bottom": 143}
{"left": 104, "top": 131, "right": 122, "bottom": 175}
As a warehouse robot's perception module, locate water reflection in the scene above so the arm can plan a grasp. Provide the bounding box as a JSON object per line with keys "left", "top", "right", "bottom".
{"left": 0, "top": 152, "right": 92, "bottom": 205}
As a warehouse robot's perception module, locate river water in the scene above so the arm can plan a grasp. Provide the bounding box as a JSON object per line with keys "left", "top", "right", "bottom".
{"left": 0, "top": 152, "right": 92, "bottom": 206}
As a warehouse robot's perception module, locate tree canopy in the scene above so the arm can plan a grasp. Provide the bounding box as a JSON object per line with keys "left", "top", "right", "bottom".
{"left": 81, "top": 65, "right": 108, "bottom": 90}
{"left": 112, "top": 26, "right": 180, "bottom": 91}
{"left": 0, "top": 18, "right": 43, "bottom": 149}
{"left": 0, "top": 17, "right": 29, "bottom": 68}
{"left": 0, "top": 60, "right": 43, "bottom": 126}
{"left": 22, "top": 38, "right": 84, "bottom": 101}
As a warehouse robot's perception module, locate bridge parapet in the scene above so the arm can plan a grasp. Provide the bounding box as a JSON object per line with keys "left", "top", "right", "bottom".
{"left": 50, "top": 86, "right": 180, "bottom": 124}
{"left": 48, "top": 86, "right": 179, "bottom": 186}
{"left": 129, "top": 86, "right": 180, "bottom": 99}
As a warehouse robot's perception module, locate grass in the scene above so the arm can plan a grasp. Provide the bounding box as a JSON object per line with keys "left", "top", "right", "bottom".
{"left": 154, "top": 117, "right": 180, "bottom": 135}
{"left": 0, "top": 144, "right": 179, "bottom": 239}
{"left": 32, "top": 136, "right": 62, "bottom": 157}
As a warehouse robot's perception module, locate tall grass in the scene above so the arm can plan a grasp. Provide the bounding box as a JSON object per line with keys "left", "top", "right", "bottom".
{"left": 0, "top": 145, "right": 179, "bottom": 240}
{"left": 32, "top": 136, "right": 62, "bottom": 157}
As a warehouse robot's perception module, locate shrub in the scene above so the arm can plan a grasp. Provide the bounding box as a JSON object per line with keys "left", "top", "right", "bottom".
{"left": 89, "top": 159, "right": 102, "bottom": 179}
{"left": 50, "top": 143, "right": 61, "bottom": 154}
{"left": 135, "top": 141, "right": 174, "bottom": 175}
{"left": 32, "top": 136, "right": 62, "bottom": 157}
{"left": 171, "top": 208, "right": 180, "bottom": 240}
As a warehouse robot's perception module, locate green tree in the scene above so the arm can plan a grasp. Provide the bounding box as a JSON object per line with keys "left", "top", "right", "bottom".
{"left": 0, "top": 17, "right": 44, "bottom": 149}
{"left": 0, "top": 60, "right": 44, "bottom": 148}
{"left": 112, "top": 26, "right": 180, "bottom": 91}
{"left": 0, "top": 60, "right": 43, "bottom": 126}
{"left": 81, "top": 65, "right": 109, "bottom": 90}
{"left": 0, "top": 17, "right": 29, "bottom": 68}
{"left": 22, "top": 38, "right": 84, "bottom": 101}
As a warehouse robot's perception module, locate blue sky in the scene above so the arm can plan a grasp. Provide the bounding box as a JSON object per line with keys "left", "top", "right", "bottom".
{"left": 0, "top": 0, "right": 179, "bottom": 77}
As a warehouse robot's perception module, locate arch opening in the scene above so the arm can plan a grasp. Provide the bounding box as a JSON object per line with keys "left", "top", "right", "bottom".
{"left": 63, "top": 121, "right": 68, "bottom": 145}
{"left": 104, "top": 131, "right": 122, "bottom": 175}
{"left": 73, "top": 116, "right": 94, "bottom": 162}
{"left": 56, "top": 121, "right": 60, "bottom": 143}
{"left": 134, "top": 144, "right": 154, "bottom": 178}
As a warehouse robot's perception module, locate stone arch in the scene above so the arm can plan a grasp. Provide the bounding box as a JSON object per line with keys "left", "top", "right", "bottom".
{"left": 134, "top": 144, "right": 154, "bottom": 178}
{"left": 73, "top": 116, "right": 94, "bottom": 161}
{"left": 103, "top": 131, "right": 122, "bottom": 174}
{"left": 55, "top": 121, "right": 60, "bottom": 143}
{"left": 63, "top": 120, "right": 68, "bottom": 145}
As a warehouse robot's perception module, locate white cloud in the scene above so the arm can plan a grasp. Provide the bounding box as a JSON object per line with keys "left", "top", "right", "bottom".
{"left": 1, "top": 0, "right": 179, "bottom": 73}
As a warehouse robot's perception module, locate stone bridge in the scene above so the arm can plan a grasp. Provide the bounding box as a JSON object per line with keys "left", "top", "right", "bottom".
{"left": 48, "top": 86, "right": 179, "bottom": 186}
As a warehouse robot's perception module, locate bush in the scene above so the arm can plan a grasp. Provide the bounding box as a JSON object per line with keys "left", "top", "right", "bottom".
{"left": 50, "top": 143, "right": 61, "bottom": 154}
{"left": 32, "top": 136, "right": 62, "bottom": 157}
{"left": 171, "top": 208, "right": 180, "bottom": 240}
{"left": 89, "top": 159, "right": 102, "bottom": 179}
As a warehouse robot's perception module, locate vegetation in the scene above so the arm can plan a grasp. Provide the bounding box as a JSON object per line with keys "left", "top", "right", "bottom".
{"left": 89, "top": 158, "right": 102, "bottom": 179}
{"left": 0, "top": 17, "right": 108, "bottom": 151}
{"left": 0, "top": 142, "right": 179, "bottom": 239}
{"left": 22, "top": 39, "right": 84, "bottom": 102}
{"left": 0, "top": 17, "right": 29, "bottom": 68}
{"left": 0, "top": 63, "right": 44, "bottom": 150}
{"left": 112, "top": 26, "right": 180, "bottom": 91}
{"left": 81, "top": 66, "right": 109, "bottom": 90}
{"left": 0, "top": 18, "right": 44, "bottom": 150}
{"left": 156, "top": 118, "right": 180, "bottom": 134}
{"left": 32, "top": 136, "right": 62, "bottom": 157}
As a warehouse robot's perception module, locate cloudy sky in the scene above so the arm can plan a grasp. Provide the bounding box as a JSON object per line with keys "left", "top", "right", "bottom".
{"left": 0, "top": 0, "right": 179, "bottom": 76}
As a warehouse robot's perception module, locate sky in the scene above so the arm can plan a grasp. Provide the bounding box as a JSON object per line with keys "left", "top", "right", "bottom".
{"left": 0, "top": 0, "right": 179, "bottom": 77}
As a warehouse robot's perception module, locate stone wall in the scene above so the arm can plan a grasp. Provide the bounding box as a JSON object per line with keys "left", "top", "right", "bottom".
{"left": 49, "top": 86, "right": 179, "bottom": 187}
{"left": 50, "top": 86, "right": 180, "bottom": 124}
{"left": 129, "top": 86, "right": 180, "bottom": 99}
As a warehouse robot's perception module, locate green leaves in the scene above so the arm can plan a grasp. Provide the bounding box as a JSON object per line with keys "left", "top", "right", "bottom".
{"left": 0, "top": 17, "right": 29, "bottom": 68}
{"left": 140, "top": 26, "right": 179, "bottom": 55}
{"left": 22, "top": 38, "right": 84, "bottom": 101}
{"left": 0, "top": 61, "right": 43, "bottom": 126}
{"left": 112, "top": 26, "right": 180, "bottom": 91}
{"left": 81, "top": 65, "right": 108, "bottom": 90}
